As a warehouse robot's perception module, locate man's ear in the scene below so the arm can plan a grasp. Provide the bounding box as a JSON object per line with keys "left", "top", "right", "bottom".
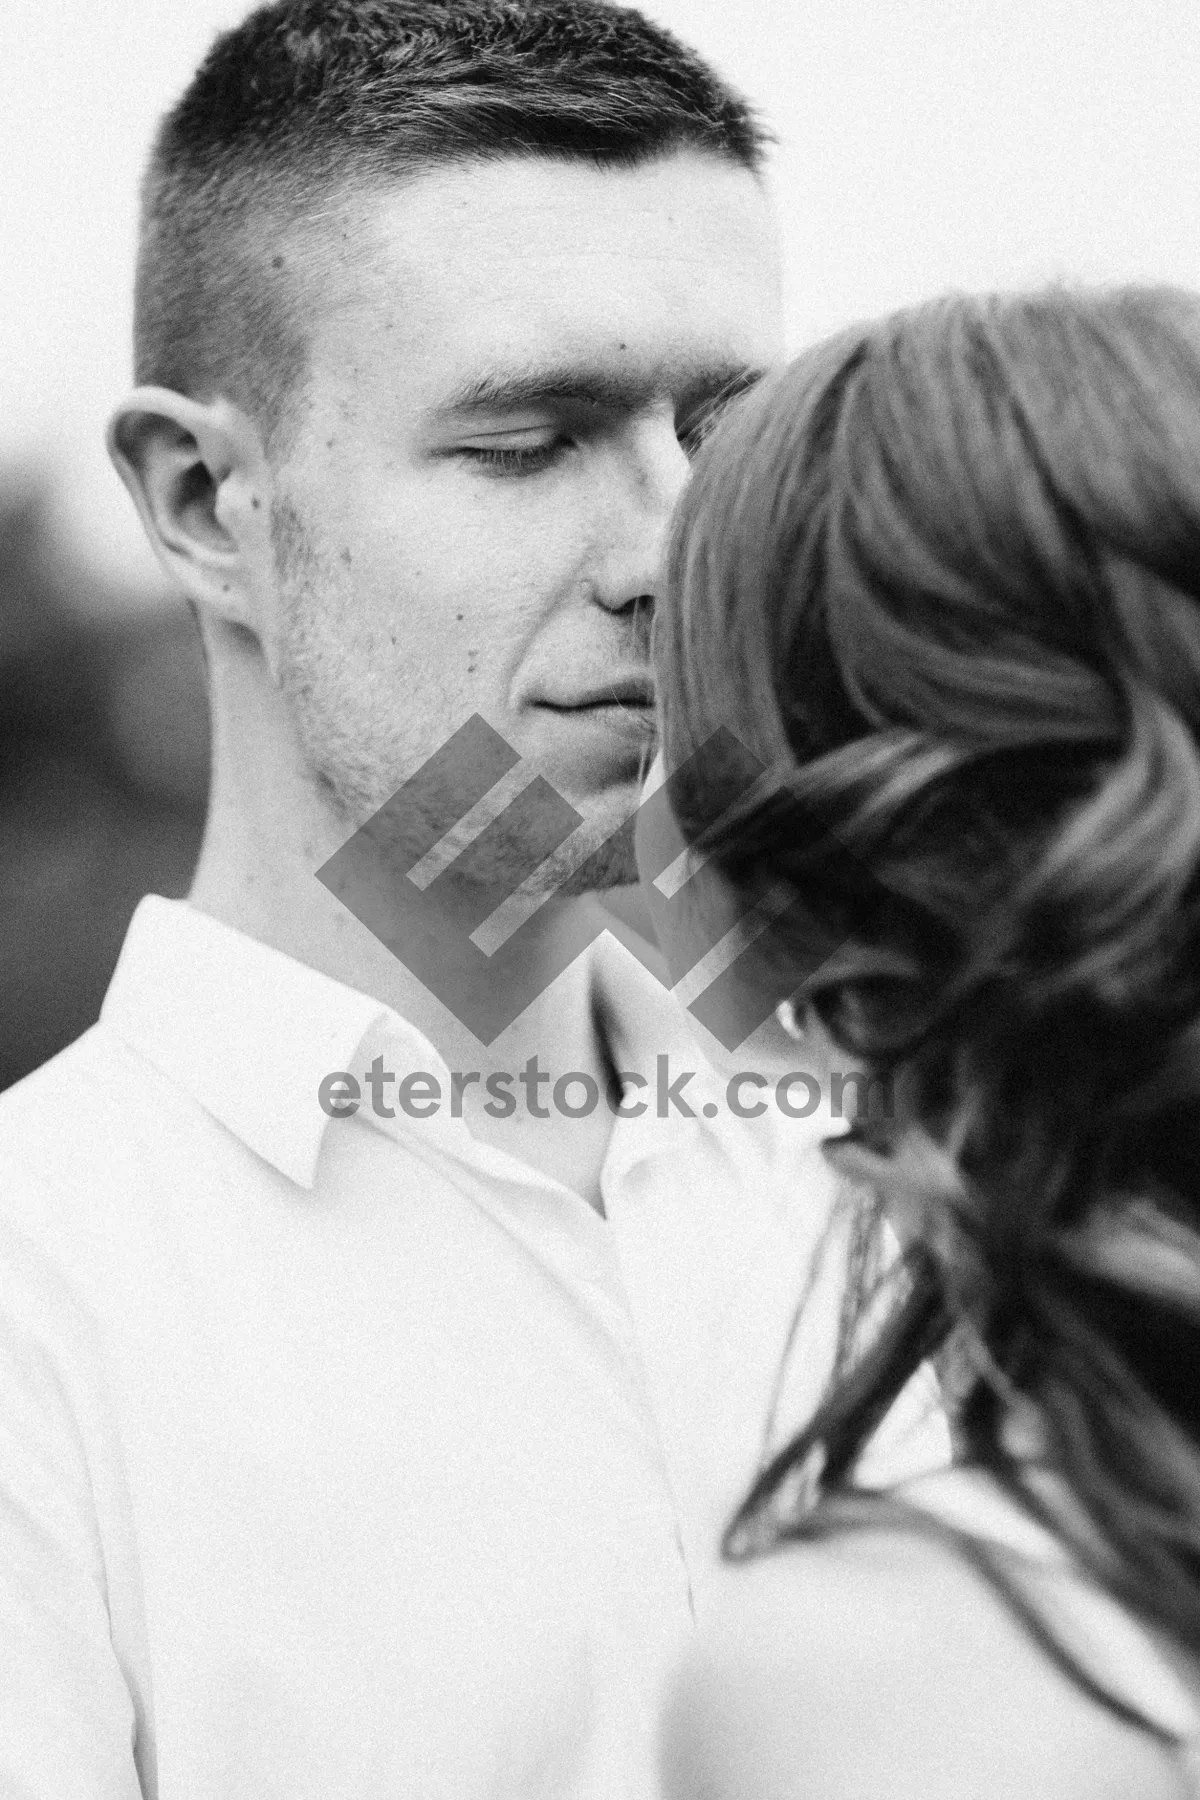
{"left": 107, "top": 388, "right": 273, "bottom": 633}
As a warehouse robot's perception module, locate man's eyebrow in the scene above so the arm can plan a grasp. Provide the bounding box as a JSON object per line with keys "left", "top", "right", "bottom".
{"left": 433, "top": 362, "right": 766, "bottom": 418}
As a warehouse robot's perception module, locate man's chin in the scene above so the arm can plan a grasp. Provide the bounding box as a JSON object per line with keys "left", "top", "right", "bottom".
{"left": 524, "top": 707, "right": 655, "bottom": 821}
{"left": 543, "top": 812, "right": 639, "bottom": 897}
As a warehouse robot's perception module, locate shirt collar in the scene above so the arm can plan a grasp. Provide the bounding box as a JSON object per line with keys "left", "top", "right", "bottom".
{"left": 100, "top": 894, "right": 768, "bottom": 1195}
{"left": 101, "top": 896, "right": 406, "bottom": 1189}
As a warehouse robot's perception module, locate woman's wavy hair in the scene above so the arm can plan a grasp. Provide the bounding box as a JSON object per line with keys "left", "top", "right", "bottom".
{"left": 657, "top": 285, "right": 1200, "bottom": 1708}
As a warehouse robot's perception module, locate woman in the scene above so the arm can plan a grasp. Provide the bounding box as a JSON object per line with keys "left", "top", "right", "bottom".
{"left": 651, "top": 287, "right": 1200, "bottom": 1797}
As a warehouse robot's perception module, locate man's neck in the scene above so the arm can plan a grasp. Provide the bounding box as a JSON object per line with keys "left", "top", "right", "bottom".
{"left": 188, "top": 776, "right": 636, "bottom": 1209}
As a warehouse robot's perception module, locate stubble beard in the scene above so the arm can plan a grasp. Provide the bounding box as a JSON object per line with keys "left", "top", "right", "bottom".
{"left": 272, "top": 498, "right": 642, "bottom": 900}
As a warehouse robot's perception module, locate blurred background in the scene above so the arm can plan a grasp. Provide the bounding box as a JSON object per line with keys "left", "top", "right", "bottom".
{"left": 2, "top": 0, "right": 1199, "bottom": 1088}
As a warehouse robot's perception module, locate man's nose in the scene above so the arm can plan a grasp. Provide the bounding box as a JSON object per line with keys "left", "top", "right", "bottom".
{"left": 590, "top": 417, "right": 692, "bottom": 619}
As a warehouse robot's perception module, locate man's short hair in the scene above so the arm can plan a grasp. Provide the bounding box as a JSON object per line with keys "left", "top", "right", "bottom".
{"left": 134, "top": 0, "right": 770, "bottom": 451}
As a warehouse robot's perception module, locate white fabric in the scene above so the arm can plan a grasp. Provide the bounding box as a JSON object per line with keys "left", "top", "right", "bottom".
{"left": 0, "top": 895, "right": 948, "bottom": 1800}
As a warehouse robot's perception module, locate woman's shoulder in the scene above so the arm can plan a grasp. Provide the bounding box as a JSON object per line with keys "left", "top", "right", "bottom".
{"left": 660, "top": 1520, "right": 1186, "bottom": 1800}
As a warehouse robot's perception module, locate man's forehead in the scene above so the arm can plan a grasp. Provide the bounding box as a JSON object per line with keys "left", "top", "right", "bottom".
{"left": 366, "top": 148, "right": 774, "bottom": 240}
{"left": 330, "top": 152, "right": 778, "bottom": 303}
{"left": 300, "top": 152, "right": 782, "bottom": 404}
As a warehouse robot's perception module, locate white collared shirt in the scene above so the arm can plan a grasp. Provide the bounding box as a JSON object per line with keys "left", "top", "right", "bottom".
{"left": 0, "top": 897, "right": 946, "bottom": 1800}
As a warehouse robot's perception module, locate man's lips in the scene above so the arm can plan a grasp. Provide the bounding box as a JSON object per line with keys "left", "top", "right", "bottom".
{"left": 535, "top": 678, "right": 656, "bottom": 711}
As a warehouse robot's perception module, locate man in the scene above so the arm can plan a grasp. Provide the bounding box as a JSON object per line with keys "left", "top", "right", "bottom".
{"left": 0, "top": 3, "right": 947, "bottom": 1794}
